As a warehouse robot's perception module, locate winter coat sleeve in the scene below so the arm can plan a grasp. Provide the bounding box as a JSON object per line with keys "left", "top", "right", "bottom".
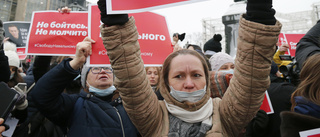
{"left": 101, "top": 17, "right": 165, "bottom": 137}
{"left": 295, "top": 20, "right": 320, "bottom": 70}
{"left": 0, "top": 50, "right": 10, "bottom": 83}
{"left": 33, "top": 56, "right": 52, "bottom": 82}
{"left": 31, "top": 58, "right": 79, "bottom": 127}
{"left": 219, "top": 15, "right": 282, "bottom": 137}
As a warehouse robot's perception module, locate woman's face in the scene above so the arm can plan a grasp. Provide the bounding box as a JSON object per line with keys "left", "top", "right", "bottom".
{"left": 86, "top": 67, "right": 113, "bottom": 89}
{"left": 173, "top": 34, "right": 179, "bottom": 42}
{"left": 218, "top": 62, "right": 234, "bottom": 71}
{"left": 9, "top": 66, "right": 16, "bottom": 75}
{"left": 146, "top": 67, "right": 159, "bottom": 86}
{"left": 168, "top": 54, "right": 206, "bottom": 92}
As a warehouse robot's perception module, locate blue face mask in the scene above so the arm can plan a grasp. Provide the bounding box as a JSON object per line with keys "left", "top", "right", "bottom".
{"left": 170, "top": 86, "right": 206, "bottom": 103}
{"left": 219, "top": 69, "right": 234, "bottom": 74}
{"left": 87, "top": 82, "right": 116, "bottom": 97}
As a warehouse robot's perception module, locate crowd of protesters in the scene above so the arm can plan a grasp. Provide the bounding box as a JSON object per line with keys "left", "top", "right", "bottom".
{"left": 1, "top": 0, "right": 320, "bottom": 137}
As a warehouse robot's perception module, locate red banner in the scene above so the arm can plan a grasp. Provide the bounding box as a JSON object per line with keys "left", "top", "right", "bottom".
{"left": 88, "top": 5, "right": 172, "bottom": 66}
{"left": 106, "top": 0, "right": 207, "bottom": 14}
{"left": 259, "top": 91, "right": 274, "bottom": 114}
{"left": 17, "top": 47, "right": 27, "bottom": 60}
{"left": 300, "top": 128, "right": 320, "bottom": 137}
{"left": 278, "top": 33, "right": 305, "bottom": 57}
{"left": 27, "top": 11, "right": 88, "bottom": 56}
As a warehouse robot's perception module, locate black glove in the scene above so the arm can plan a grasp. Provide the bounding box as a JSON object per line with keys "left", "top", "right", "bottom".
{"left": 245, "top": 0, "right": 276, "bottom": 25}
{"left": 97, "top": 0, "right": 129, "bottom": 26}
{"left": 245, "top": 109, "right": 269, "bottom": 137}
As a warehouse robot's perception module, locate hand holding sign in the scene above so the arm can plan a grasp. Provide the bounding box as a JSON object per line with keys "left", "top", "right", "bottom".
{"left": 70, "top": 37, "right": 95, "bottom": 70}
{"left": 97, "top": 0, "right": 128, "bottom": 26}
{"left": 279, "top": 43, "right": 289, "bottom": 52}
{"left": 58, "top": 6, "right": 71, "bottom": 13}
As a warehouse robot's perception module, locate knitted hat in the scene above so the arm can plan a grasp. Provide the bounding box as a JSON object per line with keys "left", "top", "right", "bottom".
{"left": 204, "top": 34, "right": 222, "bottom": 53}
{"left": 81, "top": 63, "right": 91, "bottom": 88}
{"left": 209, "top": 52, "right": 234, "bottom": 71}
{"left": 4, "top": 41, "right": 19, "bottom": 68}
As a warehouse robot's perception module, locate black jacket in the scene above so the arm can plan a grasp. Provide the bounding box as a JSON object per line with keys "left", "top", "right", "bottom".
{"left": 31, "top": 59, "right": 138, "bottom": 137}
{"left": 0, "top": 50, "right": 10, "bottom": 83}
{"left": 296, "top": 20, "right": 320, "bottom": 70}
{"left": 265, "top": 76, "right": 296, "bottom": 137}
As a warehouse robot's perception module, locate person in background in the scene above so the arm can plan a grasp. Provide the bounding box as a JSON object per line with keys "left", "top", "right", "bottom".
{"left": 4, "top": 41, "right": 24, "bottom": 88}
{"left": 187, "top": 44, "right": 212, "bottom": 71}
{"left": 3, "top": 42, "right": 28, "bottom": 137}
{"left": 187, "top": 44, "right": 202, "bottom": 52}
{"left": 245, "top": 61, "right": 296, "bottom": 137}
{"left": 280, "top": 54, "right": 320, "bottom": 137}
{"left": 171, "top": 32, "right": 185, "bottom": 51}
{"left": 295, "top": 20, "right": 320, "bottom": 70}
{"left": 209, "top": 71, "right": 233, "bottom": 98}
{"left": 273, "top": 43, "right": 291, "bottom": 68}
{"left": 0, "top": 19, "right": 10, "bottom": 83}
{"left": 145, "top": 67, "right": 160, "bottom": 91}
{"left": 203, "top": 34, "right": 222, "bottom": 59}
{"left": 280, "top": 19, "right": 320, "bottom": 137}
{"left": 31, "top": 36, "right": 139, "bottom": 136}
{"left": 97, "top": 0, "right": 281, "bottom": 136}
{"left": 209, "top": 52, "right": 234, "bottom": 73}
{"left": 145, "top": 66, "right": 163, "bottom": 100}
{"left": 0, "top": 19, "right": 10, "bottom": 137}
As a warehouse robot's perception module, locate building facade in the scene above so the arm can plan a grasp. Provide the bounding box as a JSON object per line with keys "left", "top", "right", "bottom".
{"left": 202, "top": 2, "right": 320, "bottom": 57}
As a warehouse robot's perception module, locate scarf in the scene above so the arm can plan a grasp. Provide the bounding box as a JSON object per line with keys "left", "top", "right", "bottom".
{"left": 294, "top": 96, "right": 320, "bottom": 119}
{"left": 164, "top": 98, "right": 213, "bottom": 124}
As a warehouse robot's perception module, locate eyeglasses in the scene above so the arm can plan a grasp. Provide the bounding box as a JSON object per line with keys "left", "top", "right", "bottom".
{"left": 90, "top": 67, "right": 113, "bottom": 74}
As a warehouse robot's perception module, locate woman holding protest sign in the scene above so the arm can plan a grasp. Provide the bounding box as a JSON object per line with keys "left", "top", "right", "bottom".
{"left": 96, "top": 0, "right": 281, "bottom": 136}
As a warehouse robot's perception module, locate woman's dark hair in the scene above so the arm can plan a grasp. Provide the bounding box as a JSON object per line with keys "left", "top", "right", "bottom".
{"left": 186, "top": 44, "right": 212, "bottom": 71}
{"left": 187, "top": 44, "right": 202, "bottom": 52}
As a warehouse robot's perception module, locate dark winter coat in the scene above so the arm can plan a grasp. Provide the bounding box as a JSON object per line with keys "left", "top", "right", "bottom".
{"left": 296, "top": 20, "right": 320, "bottom": 70}
{"left": 31, "top": 59, "right": 138, "bottom": 137}
{"left": 265, "top": 75, "right": 296, "bottom": 137}
{"left": 0, "top": 50, "right": 10, "bottom": 83}
{"left": 280, "top": 111, "right": 320, "bottom": 137}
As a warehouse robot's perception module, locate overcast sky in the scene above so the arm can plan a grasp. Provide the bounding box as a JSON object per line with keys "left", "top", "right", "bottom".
{"left": 87, "top": 0, "right": 320, "bottom": 35}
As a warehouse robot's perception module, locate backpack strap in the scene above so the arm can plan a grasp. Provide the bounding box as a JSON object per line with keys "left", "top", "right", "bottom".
{"left": 26, "top": 82, "right": 35, "bottom": 94}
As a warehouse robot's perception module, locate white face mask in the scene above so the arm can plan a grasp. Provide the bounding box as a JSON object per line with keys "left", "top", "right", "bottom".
{"left": 169, "top": 86, "right": 206, "bottom": 103}
{"left": 87, "top": 82, "right": 116, "bottom": 97}
{"left": 9, "top": 73, "right": 14, "bottom": 80}
{"left": 219, "top": 69, "right": 234, "bottom": 74}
